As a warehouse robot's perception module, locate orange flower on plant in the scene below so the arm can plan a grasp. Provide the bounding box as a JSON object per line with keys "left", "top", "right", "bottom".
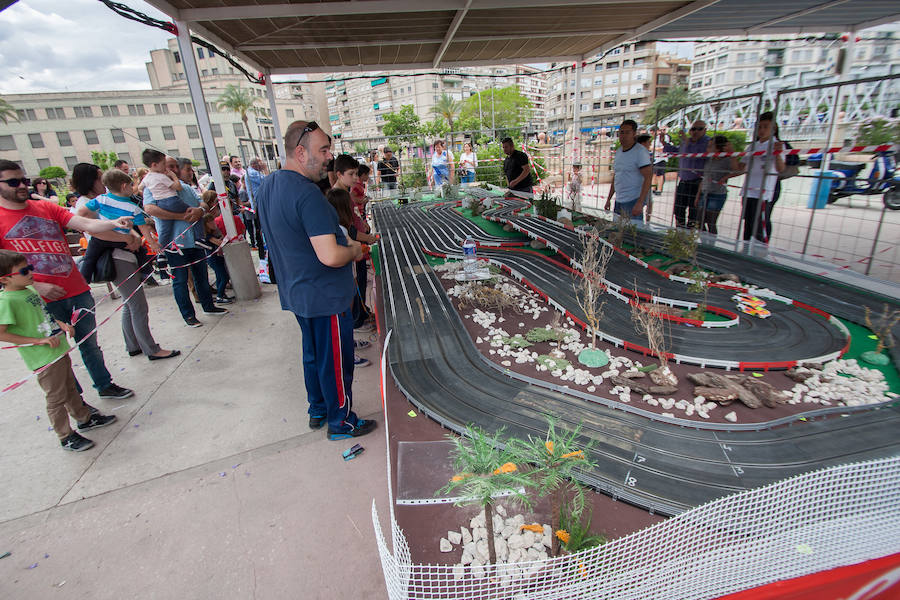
{"left": 555, "top": 529, "right": 570, "bottom": 544}
{"left": 561, "top": 450, "right": 585, "bottom": 460}
{"left": 520, "top": 524, "right": 543, "bottom": 533}
{"left": 450, "top": 472, "right": 473, "bottom": 482}
{"left": 492, "top": 462, "right": 518, "bottom": 475}
{"left": 545, "top": 441, "right": 554, "bottom": 454}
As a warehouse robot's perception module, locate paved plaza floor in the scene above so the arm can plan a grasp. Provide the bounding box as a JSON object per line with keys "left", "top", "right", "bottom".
{"left": 0, "top": 282, "right": 388, "bottom": 599}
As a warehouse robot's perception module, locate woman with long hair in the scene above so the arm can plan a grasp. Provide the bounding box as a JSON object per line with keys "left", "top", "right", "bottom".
{"left": 459, "top": 142, "right": 478, "bottom": 184}
{"left": 30, "top": 177, "right": 59, "bottom": 204}
{"left": 73, "top": 163, "right": 179, "bottom": 361}
{"left": 430, "top": 139, "right": 454, "bottom": 187}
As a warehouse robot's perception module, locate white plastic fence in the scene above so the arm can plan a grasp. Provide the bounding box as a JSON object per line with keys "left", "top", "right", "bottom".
{"left": 372, "top": 455, "right": 900, "bottom": 600}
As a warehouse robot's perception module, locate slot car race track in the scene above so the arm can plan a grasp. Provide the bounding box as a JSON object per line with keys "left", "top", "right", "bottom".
{"left": 406, "top": 199, "right": 847, "bottom": 369}
{"left": 373, "top": 199, "right": 900, "bottom": 516}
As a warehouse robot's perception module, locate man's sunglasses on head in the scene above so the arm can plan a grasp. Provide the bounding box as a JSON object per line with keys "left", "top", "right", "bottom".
{"left": 690, "top": 126, "right": 706, "bottom": 131}
{"left": 0, "top": 177, "right": 31, "bottom": 188}
{"left": 295, "top": 121, "right": 319, "bottom": 147}
{"left": 3, "top": 263, "right": 35, "bottom": 277}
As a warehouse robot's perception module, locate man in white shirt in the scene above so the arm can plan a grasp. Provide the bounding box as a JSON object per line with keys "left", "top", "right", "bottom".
{"left": 605, "top": 120, "right": 652, "bottom": 222}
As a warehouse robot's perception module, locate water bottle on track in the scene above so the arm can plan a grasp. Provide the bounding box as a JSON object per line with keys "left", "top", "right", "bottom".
{"left": 462, "top": 235, "right": 477, "bottom": 279}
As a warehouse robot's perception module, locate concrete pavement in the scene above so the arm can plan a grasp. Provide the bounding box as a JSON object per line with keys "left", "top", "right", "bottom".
{"left": 0, "top": 282, "right": 388, "bottom": 599}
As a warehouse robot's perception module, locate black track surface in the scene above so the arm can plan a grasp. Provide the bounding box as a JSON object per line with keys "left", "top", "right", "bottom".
{"left": 374, "top": 199, "right": 900, "bottom": 516}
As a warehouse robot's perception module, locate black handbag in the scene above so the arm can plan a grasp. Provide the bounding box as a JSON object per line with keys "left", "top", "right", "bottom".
{"left": 92, "top": 249, "right": 117, "bottom": 283}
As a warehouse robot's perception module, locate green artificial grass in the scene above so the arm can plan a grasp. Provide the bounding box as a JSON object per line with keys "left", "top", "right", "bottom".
{"left": 454, "top": 207, "right": 525, "bottom": 239}
{"left": 839, "top": 317, "right": 900, "bottom": 394}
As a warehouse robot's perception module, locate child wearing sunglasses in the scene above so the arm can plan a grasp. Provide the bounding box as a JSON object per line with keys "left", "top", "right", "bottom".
{"left": 0, "top": 250, "right": 117, "bottom": 452}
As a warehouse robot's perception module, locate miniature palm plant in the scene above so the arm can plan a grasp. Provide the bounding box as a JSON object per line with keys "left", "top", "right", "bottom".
{"left": 508, "top": 416, "right": 597, "bottom": 557}
{"left": 557, "top": 500, "right": 606, "bottom": 554}
{"left": 439, "top": 425, "right": 533, "bottom": 565}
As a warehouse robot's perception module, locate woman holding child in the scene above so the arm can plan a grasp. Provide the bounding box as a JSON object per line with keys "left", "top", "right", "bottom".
{"left": 73, "top": 163, "right": 179, "bottom": 361}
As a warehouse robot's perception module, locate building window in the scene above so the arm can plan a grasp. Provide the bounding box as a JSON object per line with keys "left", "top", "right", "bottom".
{"left": 201, "top": 70, "right": 209, "bottom": 77}
{"left": 137, "top": 127, "right": 151, "bottom": 142}
{"left": 73, "top": 106, "right": 93, "bottom": 118}
{"left": 211, "top": 68, "right": 218, "bottom": 75}
{"left": 286, "top": 109, "right": 294, "bottom": 118}
{"left": 111, "top": 128, "right": 126, "bottom": 143}
{"left": 187, "top": 125, "right": 199, "bottom": 139}
{"left": 155, "top": 103, "right": 169, "bottom": 115}
{"left": 233, "top": 123, "right": 244, "bottom": 136}
{"left": 65, "top": 156, "right": 78, "bottom": 171}
{"left": 192, "top": 147, "right": 205, "bottom": 161}
{"left": 56, "top": 131, "right": 72, "bottom": 146}
{"left": 606, "top": 61, "right": 619, "bottom": 70}
{"left": 162, "top": 126, "right": 176, "bottom": 140}
{"left": 211, "top": 123, "right": 222, "bottom": 137}
{"left": 46, "top": 107, "right": 65, "bottom": 119}
{"left": 127, "top": 104, "right": 146, "bottom": 116}
{"left": 37, "top": 158, "right": 50, "bottom": 170}
{"left": 84, "top": 130, "right": 99, "bottom": 145}
{"left": 174, "top": 51, "right": 181, "bottom": 63}
{"left": 0, "top": 135, "right": 15, "bottom": 151}
{"left": 432, "top": 83, "right": 439, "bottom": 89}
{"left": 197, "top": 47, "right": 204, "bottom": 59}
{"left": 118, "top": 152, "right": 131, "bottom": 164}
{"left": 28, "top": 133, "right": 44, "bottom": 149}
{"left": 215, "top": 146, "right": 226, "bottom": 157}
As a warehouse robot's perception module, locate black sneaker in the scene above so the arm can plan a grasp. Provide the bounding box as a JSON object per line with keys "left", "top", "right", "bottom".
{"left": 202, "top": 306, "right": 229, "bottom": 315}
{"left": 98, "top": 383, "right": 134, "bottom": 400}
{"left": 214, "top": 296, "right": 234, "bottom": 305}
{"left": 60, "top": 431, "right": 94, "bottom": 452}
{"left": 308, "top": 415, "right": 326, "bottom": 430}
{"left": 83, "top": 402, "right": 99, "bottom": 415}
{"left": 327, "top": 419, "right": 377, "bottom": 441}
{"left": 77, "top": 413, "right": 118, "bottom": 431}
{"left": 185, "top": 317, "right": 203, "bottom": 328}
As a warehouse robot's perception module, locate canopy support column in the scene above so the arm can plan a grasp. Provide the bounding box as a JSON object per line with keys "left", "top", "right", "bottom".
{"left": 264, "top": 71, "right": 286, "bottom": 166}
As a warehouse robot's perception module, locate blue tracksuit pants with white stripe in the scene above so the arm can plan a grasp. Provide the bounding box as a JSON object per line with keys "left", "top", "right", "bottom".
{"left": 295, "top": 309, "right": 358, "bottom": 431}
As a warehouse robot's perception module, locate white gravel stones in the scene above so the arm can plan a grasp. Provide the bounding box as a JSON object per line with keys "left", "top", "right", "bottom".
{"left": 724, "top": 411, "right": 738, "bottom": 422}
{"left": 440, "top": 538, "right": 453, "bottom": 552}
{"left": 448, "top": 530, "right": 462, "bottom": 545}
{"left": 789, "top": 359, "right": 889, "bottom": 407}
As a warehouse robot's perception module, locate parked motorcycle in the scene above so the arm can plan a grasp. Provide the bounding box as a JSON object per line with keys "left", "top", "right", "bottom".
{"left": 807, "top": 151, "right": 900, "bottom": 210}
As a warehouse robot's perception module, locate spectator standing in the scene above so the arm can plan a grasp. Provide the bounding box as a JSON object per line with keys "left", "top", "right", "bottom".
{"left": 738, "top": 112, "right": 784, "bottom": 242}
{"left": 114, "top": 160, "right": 130, "bottom": 176}
{"left": 332, "top": 154, "right": 359, "bottom": 193}
{"left": 243, "top": 157, "right": 266, "bottom": 257}
{"left": 695, "top": 136, "right": 738, "bottom": 235}
{"left": 229, "top": 156, "right": 246, "bottom": 188}
{"left": 502, "top": 137, "right": 534, "bottom": 196}
{"left": 0, "top": 159, "right": 134, "bottom": 400}
{"left": 605, "top": 119, "right": 652, "bottom": 221}
{"left": 377, "top": 147, "right": 400, "bottom": 190}
{"left": 368, "top": 151, "right": 379, "bottom": 187}
{"left": 649, "top": 127, "right": 667, "bottom": 195}
{"left": 459, "top": 142, "right": 478, "bottom": 184}
{"left": 637, "top": 135, "right": 655, "bottom": 221}
{"left": 255, "top": 120, "right": 376, "bottom": 440}
{"left": 431, "top": 140, "right": 454, "bottom": 187}
{"left": 76, "top": 169, "right": 179, "bottom": 360}
{"left": 209, "top": 163, "right": 240, "bottom": 213}
{"left": 0, "top": 250, "right": 119, "bottom": 451}
{"left": 660, "top": 120, "right": 710, "bottom": 228}
{"left": 567, "top": 163, "right": 583, "bottom": 212}
{"left": 30, "top": 178, "right": 59, "bottom": 205}
{"left": 143, "top": 157, "right": 228, "bottom": 327}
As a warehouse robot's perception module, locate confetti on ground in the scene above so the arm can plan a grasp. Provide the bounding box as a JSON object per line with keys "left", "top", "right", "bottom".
{"left": 134, "top": 424, "right": 140, "bottom": 428}
{"left": 219, "top": 472, "right": 227, "bottom": 477}
{"left": 27, "top": 563, "right": 38, "bottom": 569}
{"left": 407, "top": 410, "right": 417, "bottom": 418}
{"left": 282, "top": 418, "right": 287, "bottom": 422}
{"left": 35, "top": 416, "right": 39, "bottom": 421}
{"left": 752, "top": 372, "right": 764, "bottom": 378}
{"left": 231, "top": 464, "right": 241, "bottom": 469}
{"left": 44, "top": 553, "right": 49, "bottom": 559}
{"left": 868, "top": 335, "right": 879, "bottom": 340}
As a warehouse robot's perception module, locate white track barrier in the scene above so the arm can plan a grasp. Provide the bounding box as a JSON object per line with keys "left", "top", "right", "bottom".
{"left": 373, "top": 455, "right": 900, "bottom": 600}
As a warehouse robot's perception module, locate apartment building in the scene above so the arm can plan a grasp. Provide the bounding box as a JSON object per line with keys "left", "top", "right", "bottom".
{"left": 324, "top": 65, "right": 546, "bottom": 144}
{"left": 0, "top": 38, "right": 326, "bottom": 176}
{"left": 545, "top": 42, "right": 691, "bottom": 136}
{"left": 690, "top": 26, "right": 900, "bottom": 98}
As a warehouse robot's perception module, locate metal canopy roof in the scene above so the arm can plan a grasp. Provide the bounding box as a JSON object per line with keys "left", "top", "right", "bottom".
{"left": 143, "top": 0, "right": 900, "bottom": 75}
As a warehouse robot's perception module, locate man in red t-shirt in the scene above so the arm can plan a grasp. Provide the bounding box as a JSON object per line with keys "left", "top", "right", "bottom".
{"left": 0, "top": 160, "right": 135, "bottom": 399}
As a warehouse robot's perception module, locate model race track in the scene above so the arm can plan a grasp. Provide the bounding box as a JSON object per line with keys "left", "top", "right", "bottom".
{"left": 373, "top": 195, "right": 900, "bottom": 516}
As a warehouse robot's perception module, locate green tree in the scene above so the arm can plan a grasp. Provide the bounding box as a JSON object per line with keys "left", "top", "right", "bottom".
{"left": 855, "top": 118, "right": 900, "bottom": 146}
{"left": 0, "top": 97, "right": 18, "bottom": 124}
{"left": 420, "top": 117, "right": 449, "bottom": 144}
{"left": 643, "top": 85, "right": 702, "bottom": 124}
{"left": 39, "top": 166, "right": 67, "bottom": 190}
{"left": 439, "top": 425, "right": 533, "bottom": 566}
{"left": 216, "top": 84, "right": 260, "bottom": 156}
{"left": 382, "top": 104, "right": 421, "bottom": 149}
{"left": 429, "top": 93, "right": 463, "bottom": 145}
{"left": 460, "top": 87, "right": 533, "bottom": 137}
{"left": 90, "top": 150, "right": 118, "bottom": 171}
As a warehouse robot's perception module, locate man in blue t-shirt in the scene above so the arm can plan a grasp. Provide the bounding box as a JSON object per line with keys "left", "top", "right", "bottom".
{"left": 605, "top": 120, "right": 652, "bottom": 222}
{"left": 256, "top": 121, "right": 376, "bottom": 441}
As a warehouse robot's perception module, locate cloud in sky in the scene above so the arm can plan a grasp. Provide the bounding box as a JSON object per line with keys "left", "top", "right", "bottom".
{"left": 0, "top": 0, "right": 174, "bottom": 94}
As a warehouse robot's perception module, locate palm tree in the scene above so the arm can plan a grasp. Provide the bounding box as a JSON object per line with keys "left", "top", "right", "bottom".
{"left": 216, "top": 84, "right": 260, "bottom": 156}
{"left": 0, "top": 97, "right": 18, "bottom": 124}
{"left": 429, "top": 93, "right": 463, "bottom": 148}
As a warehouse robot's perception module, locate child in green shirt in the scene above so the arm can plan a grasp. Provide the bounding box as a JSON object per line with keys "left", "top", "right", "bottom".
{"left": 0, "top": 250, "right": 118, "bottom": 451}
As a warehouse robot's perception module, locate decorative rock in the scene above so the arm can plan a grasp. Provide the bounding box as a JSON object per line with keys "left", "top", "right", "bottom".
{"left": 530, "top": 240, "right": 547, "bottom": 250}
{"left": 493, "top": 515, "right": 504, "bottom": 531}
{"left": 471, "top": 513, "right": 485, "bottom": 529}
{"left": 501, "top": 525, "right": 516, "bottom": 539}
{"left": 542, "top": 525, "right": 552, "bottom": 548}
{"left": 496, "top": 504, "right": 507, "bottom": 517}
{"left": 475, "top": 540, "right": 489, "bottom": 562}
{"left": 440, "top": 538, "right": 453, "bottom": 552}
{"left": 453, "top": 564, "right": 466, "bottom": 581}
{"left": 472, "top": 564, "right": 485, "bottom": 579}
{"left": 507, "top": 533, "right": 525, "bottom": 550}
{"left": 495, "top": 537, "right": 508, "bottom": 561}
{"left": 473, "top": 527, "right": 487, "bottom": 541}
{"left": 521, "top": 530, "right": 536, "bottom": 549}
{"left": 448, "top": 530, "right": 462, "bottom": 545}
{"left": 461, "top": 527, "right": 473, "bottom": 545}
{"left": 724, "top": 411, "right": 738, "bottom": 422}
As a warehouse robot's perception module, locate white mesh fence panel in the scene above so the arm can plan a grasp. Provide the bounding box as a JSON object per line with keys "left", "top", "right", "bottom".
{"left": 372, "top": 455, "right": 900, "bottom": 600}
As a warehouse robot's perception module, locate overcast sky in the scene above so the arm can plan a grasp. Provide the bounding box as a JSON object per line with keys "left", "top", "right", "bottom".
{"left": 0, "top": 0, "right": 173, "bottom": 94}
{"left": 0, "top": 0, "right": 696, "bottom": 95}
